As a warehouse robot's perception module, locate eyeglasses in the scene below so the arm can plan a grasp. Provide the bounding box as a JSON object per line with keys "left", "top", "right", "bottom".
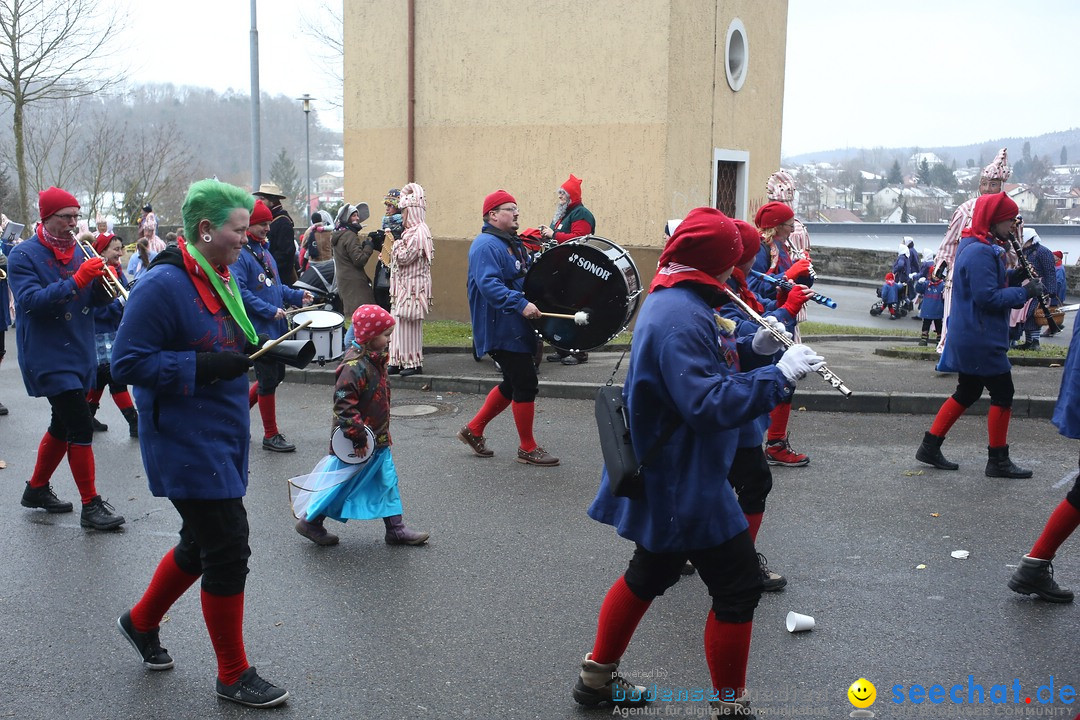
{"left": 496, "top": 205, "right": 519, "bottom": 214}
{"left": 53, "top": 213, "right": 81, "bottom": 221}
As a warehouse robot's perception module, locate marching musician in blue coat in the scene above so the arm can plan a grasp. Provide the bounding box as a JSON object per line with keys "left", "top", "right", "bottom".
{"left": 1007, "top": 307, "right": 1080, "bottom": 603}
{"left": 111, "top": 179, "right": 288, "bottom": 707}
{"left": 571, "top": 208, "right": 825, "bottom": 715}
{"left": 234, "top": 199, "right": 311, "bottom": 453}
{"left": 916, "top": 192, "right": 1041, "bottom": 478}
{"left": 8, "top": 186, "right": 125, "bottom": 530}
{"left": 914, "top": 270, "right": 945, "bottom": 346}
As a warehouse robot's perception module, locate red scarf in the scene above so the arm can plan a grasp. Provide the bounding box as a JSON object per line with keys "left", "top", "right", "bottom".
{"left": 179, "top": 239, "right": 226, "bottom": 314}
{"left": 37, "top": 223, "right": 76, "bottom": 263}
{"left": 729, "top": 268, "right": 764, "bottom": 314}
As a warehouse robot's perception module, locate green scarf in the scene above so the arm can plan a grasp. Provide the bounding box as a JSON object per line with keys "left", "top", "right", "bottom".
{"left": 185, "top": 240, "right": 259, "bottom": 345}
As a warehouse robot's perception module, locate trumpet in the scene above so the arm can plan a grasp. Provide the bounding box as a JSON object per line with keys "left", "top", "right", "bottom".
{"left": 73, "top": 232, "right": 128, "bottom": 301}
{"left": 722, "top": 287, "right": 853, "bottom": 397}
{"left": 0, "top": 267, "right": 6, "bottom": 280}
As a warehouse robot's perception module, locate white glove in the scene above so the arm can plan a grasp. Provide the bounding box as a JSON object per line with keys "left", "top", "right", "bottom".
{"left": 751, "top": 316, "right": 792, "bottom": 356}
{"left": 776, "top": 344, "right": 826, "bottom": 383}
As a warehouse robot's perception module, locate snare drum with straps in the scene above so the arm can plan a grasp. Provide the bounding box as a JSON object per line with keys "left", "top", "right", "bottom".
{"left": 524, "top": 236, "right": 642, "bottom": 352}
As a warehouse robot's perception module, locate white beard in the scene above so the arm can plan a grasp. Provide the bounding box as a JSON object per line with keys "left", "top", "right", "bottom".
{"left": 551, "top": 199, "right": 570, "bottom": 227}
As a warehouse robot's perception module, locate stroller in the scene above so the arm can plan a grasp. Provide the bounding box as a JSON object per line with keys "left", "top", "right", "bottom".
{"left": 870, "top": 285, "right": 906, "bottom": 319}
{"left": 294, "top": 260, "right": 343, "bottom": 315}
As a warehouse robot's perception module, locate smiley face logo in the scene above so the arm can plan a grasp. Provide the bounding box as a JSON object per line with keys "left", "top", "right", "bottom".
{"left": 848, "top": 678, "right": 876, "bottom": 709}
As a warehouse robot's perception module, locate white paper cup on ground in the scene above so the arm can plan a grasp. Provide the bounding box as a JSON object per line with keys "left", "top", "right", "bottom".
{"left": 786, "top": 611, "right": 815, "bottom": 633}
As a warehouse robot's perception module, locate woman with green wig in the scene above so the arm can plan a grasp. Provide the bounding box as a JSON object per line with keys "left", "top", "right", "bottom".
{"left": 111, "top": 179, "right": 289, "bottom": 708}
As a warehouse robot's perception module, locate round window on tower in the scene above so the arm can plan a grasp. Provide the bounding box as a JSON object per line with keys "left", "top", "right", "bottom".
{"left": 725, "top": 18, "right": 748, "bottom": 92}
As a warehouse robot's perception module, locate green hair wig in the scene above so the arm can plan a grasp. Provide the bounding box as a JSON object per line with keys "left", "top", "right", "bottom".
{"left": 181, "top": 179, "right": 255, "bottom": 241}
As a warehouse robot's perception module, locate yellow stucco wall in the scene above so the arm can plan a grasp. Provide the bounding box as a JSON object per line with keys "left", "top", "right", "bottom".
{"left": 343, "top": 0, "right": 787, "bottom": 321}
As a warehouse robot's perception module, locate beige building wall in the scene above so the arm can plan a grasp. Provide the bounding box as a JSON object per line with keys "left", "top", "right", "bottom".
{"left": 343, "top": 0, "right": 788, "bottom": 321}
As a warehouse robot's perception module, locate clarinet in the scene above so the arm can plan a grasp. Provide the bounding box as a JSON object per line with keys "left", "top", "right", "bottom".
{"left": 1006, "top": 217, "right": 1060, "bottom": 334}
{"left": 722, "top": 287, "right": 853, "bottom": 397}
{"left": 749, "top": 270, "right": 837, "bottom": 309}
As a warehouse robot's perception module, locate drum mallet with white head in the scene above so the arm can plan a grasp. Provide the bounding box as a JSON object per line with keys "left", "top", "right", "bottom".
{"left": 539, "top": 311, "right": 590, "bottom": 325}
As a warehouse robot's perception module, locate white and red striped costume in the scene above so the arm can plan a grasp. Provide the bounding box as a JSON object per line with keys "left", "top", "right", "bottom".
{"left": 388, "top": 183, "right": 433, "bottom": 370}
{"left": 934, "top": 148, "right": 1011, "bottom": 353}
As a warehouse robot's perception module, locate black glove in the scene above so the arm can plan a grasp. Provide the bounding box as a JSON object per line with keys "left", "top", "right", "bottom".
{"left": 195, "top": 351, "right": 253, "bottom": 383}
{"left": 242, "top": 334, "right": 272, "bottom": 356}
{"left": 367, "top": 229, "right": 386, "bottom": 251}
{"left": 1025, "top": 280, "right": 1045, "bottom": 300}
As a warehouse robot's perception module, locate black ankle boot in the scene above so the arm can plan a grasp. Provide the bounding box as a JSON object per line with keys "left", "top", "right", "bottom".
{"left": 916, "top": 431, "right": 958, "bottom": 470}
{"left": 985, "top": 445, "right": 1032, "bottom": 478}
{"left": 121, "top": 406, "right": 139, "bottom": 438}
{"left": 918, "top": 332, "right": 928, "bottom": 347}
{"left": 89, "top": 402, "right": 108, "bottom": 432}
{"left": 1008, "top": 555, "right": 1074, "bottom": 603}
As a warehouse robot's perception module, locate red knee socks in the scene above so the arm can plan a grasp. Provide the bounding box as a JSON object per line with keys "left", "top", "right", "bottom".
{"left": 1030, "top": 499, "right": 1080, "bottom": 560}
{"left": 512, "top": 401, "right": 537, "bottom": 453}
{"left": 987, "top": 405, "right": 1011, "bottom": 448}
{"left": 67, "top": 443, "right": 99, "bottom": 504}
{"left": 29, "top": 431, "right": 68, "bottom": 489}
{"left": 767, "top": 402, "right": 791, "bottom": 442}
{"left": 929, "top": 397, "right": 966, "bottom": 438}
{"left": 201, "top": 589, "right": 249, "bottom": 686}
{"left": 130, "top": 548, "right": 201, "bottom": 632}
{"left": 113, "top": 390, "right": 134, "bottom": 411}
{"left": 704, "top": 612, "right": 753, "bottom": 701}
{"left": 257, "top": 393, "right": 279, "bottom": 438}
{"left": 86, "top": 388, "right": 104, "bottom": 405}
{"left": 248, "top": 382, "right": 259, "bottom": 409}
{"left": 745, "top": 513, "right": 763, "bottom": 543}
{"left": 591, "top": 576, "right": 652, "bottom": 664}
{"left": 468, "top": 386, "right": 511, "bottom": 436}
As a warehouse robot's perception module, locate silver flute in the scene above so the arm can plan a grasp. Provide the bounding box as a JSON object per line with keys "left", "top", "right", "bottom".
{"left": 722, "top": 287, "right": 853, "bottom": 397}
{"left": 785, "top": 237, "right": 817, "bottom": 281}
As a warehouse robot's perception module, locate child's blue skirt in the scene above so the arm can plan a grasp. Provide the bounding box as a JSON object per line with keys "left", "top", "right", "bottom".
{"left": 289, "top": 447, "right": 403, "bottom": 522}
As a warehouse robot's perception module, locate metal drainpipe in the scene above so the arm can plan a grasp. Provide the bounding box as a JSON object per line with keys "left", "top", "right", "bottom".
{"left": 407, "top": 0, "right": 416, "bottom": 181}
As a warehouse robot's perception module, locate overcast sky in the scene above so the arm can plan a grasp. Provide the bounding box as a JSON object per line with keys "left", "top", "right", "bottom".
{"left": 111, "top": 1, "right": 1080, "bottom": 157}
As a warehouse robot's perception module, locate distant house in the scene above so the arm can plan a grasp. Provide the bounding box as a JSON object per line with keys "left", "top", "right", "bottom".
{"left": 317, "top": 171, "right": 345, "bottom": 195}
{"left": 910, "top": 151, "right": 944, "bottom": 168}
{"left": 872, "top": 186, "right": 951, "bottom": 223}
{"left": 1004, "top": 184, "right": 1038, "bottom": 215}
{"left": 816, "top": 208, "right": 862, "bottom": 223}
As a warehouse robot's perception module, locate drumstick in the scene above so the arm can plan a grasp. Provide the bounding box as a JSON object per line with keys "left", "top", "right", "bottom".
{"left": 539, "top": 311, "right": 590, "bottom": 325}
{"left": 249, "top": 320, "right": 313, "bottom": 361}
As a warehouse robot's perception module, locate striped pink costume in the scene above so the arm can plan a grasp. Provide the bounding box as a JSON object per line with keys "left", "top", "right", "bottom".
{"left": 767, "top": 171, "right": 811, "bottom": 337}
{"left": 934, "top": 148, "right": 1011, "bottom": 353}
{"left": 389, "top": 183, "right": 433, "bottom": 370}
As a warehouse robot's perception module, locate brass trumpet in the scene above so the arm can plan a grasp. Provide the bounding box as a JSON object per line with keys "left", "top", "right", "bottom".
{"left": 73, "top": 232, "right": 128, "bottom": 301}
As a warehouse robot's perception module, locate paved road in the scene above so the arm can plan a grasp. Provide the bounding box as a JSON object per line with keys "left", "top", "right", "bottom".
{"left": 0, "top": 362, "right": 1077, "bottom": 718}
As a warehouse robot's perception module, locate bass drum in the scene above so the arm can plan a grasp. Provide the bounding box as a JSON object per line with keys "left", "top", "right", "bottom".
{"left": 524, "top": 236, "right": 641, "bottom": 352}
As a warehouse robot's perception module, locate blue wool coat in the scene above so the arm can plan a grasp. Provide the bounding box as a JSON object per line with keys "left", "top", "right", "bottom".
{"left": 915, "top": 277, "right": 944, "bottom": 320}
{"left": 587, "top": 285, "right": 793, "bottom": 553}
{"left": 112, "top": 256, "right": 250, "bottom": 500}
{"left": 8, "top": 236, "right": 111, "bottom": 396}
{"left": 748, "top": 243, "right": 793, "bottom": 300}
{"left": 938, "top": 237, "right": 1028, "bottom": 376}
{"left": 234, "top": 238, "right": 305, "bottom": 339}
{"left": 879, "top": 281, "right": 900, "bottom": 306}
{"left": 1054, "top": 265, "right": 1067, "bottom": 305}
{"left": 467, "top": 225, "right": 535, "bottom": 356}
{"left": 1052, "top": 318, "right": 1080, "bottom": 439}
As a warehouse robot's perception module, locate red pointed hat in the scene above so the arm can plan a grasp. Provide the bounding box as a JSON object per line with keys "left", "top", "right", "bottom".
{"left": 250, "top": 199, "right": 274, "bottom": 225}
{"left": 650, "top": 208, "right": 742, "bottom": 293}
{"left": 733, "top": 219, "right": 761, "bottom": 266}
{"left": 966, "top": 192, "right": 1018, "bottom": 241}
{"left": 753, "top": 201, "right": 794, "bottom": 230}
{"left": 39, "top": 186, "right": 80, "bottom": 220}
{"left": 351, "top": 304, "right": 396, "bottom": 346}
{"left": 560, "top": 174, "right": 582, "bottom": 205}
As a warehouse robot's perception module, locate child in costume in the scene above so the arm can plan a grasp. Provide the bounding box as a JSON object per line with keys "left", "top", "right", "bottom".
{"left": 915, "top": 270, "right": 945, "bottom": 346}
{"left": 879, "top": 272, "right": 901, "bottom": 319}
{"left": 291, "top": 304, "right": 429, "bottom": 547}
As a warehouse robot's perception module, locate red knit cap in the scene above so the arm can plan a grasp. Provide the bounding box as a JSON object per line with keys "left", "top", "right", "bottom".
{"left": 885, "top": 273, "right": 895, "bottom": 282}
{"left": 733, "top": 219, "right": 761, "bottom": 266}
{"left": 651, "top": 208, "right": 741, "bottom": 294}
{"left": 753, "top": 201, "right": 794, "bottom": 230}
{"left": 482, "top": 189, "right": 516, "bottom": 217}
{"left": 39, "top": 186, "right": 80, "bottom": 220}
{"left": 93, "top": 232, "right": 119, "bottom": 255}
{"left": 350, "top": 304, "right": 396, "bottom": 346}
{"left": 966, "top": 192, "right": 1019, "bottom": 241}
{"left": 250, "top": 199, "right": 273, "bottom": 225}
{"left": 560, "top": 174, "right": 582, "bottom": 205}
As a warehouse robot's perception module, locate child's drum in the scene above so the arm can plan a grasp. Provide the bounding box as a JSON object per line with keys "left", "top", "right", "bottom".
{"left": 524, "top": 236, "right": 642, "bottom": 352}
{"left": 291, "top": 309, "right": 345, "bottom": 365}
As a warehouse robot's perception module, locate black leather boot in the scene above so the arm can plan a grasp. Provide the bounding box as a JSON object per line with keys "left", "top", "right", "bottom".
{"left": 985, "top": 445, "right": 1033, "bottom": 478}
{"left": 918, "top": 332, "right": 929, "bottom": 347}
{"left": 916, "top": 431, "right": 958, "bottom": 470}
{"left": 1008, "top": 555, "right": 1074, "bottom": 603}
{"left": 121, "top": 406, "right": 139, "bottom": 438}
{"left": 89, "top": 402, "right": 108, "bottom": 432}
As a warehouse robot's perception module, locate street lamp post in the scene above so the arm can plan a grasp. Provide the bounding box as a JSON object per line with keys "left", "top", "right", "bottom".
{"left": 300, "top": 94, "right": 314, "bottom": 215}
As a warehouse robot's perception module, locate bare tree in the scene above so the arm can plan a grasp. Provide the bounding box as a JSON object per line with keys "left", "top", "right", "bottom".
{"left": 113, "top": 120, "right": 194, "bottom": 225}
{"left": 299, "top": 0, "right": 344, "bottom": 110}
{"left": 0, "top": 0, "right": 126, "bottom": 223}
{"left": 23, "top": 97, "right": 86, "bottom": 194}
{"left": 80, "top": 105, "right": 130, "bottom": 220}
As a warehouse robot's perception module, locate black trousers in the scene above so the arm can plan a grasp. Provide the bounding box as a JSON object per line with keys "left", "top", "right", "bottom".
{"left": 489, "top": 350, "right": 539, "bottom": 403}
{"left": 728, "top": 445, "right": 772, "bottom": 515}
{"left": 623, "top": 531, "right": 762, "bottom": 623}
{"left": 170, "top": 497, "right": 251, "bottom": 597}
{"left": 921, "top": 318, "right": 942, "bottom": 335}
{"left": 93, "top": 363, "right": 128, "bottom": 395}
{"left": 47, "top": 389, "right": 94, "bottom": 445}
{"left": 253, "top": 357, "right": 286, "bottom": 396}
{"left": 952, "top": 371, "right": 1014, "bottom": 409}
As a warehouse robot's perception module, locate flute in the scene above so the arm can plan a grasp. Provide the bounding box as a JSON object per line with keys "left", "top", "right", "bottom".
{"left": 786, "top": 238, "right": 817, "bottom": 281}
{"left": 749, "top": 270, "right": 837, "bottom": 309}
{"left": 1006, "top": 217, "right": 1060, "bottom": 334}
{"left": 722, "top": 287, "right": 853, "bottom": 397}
